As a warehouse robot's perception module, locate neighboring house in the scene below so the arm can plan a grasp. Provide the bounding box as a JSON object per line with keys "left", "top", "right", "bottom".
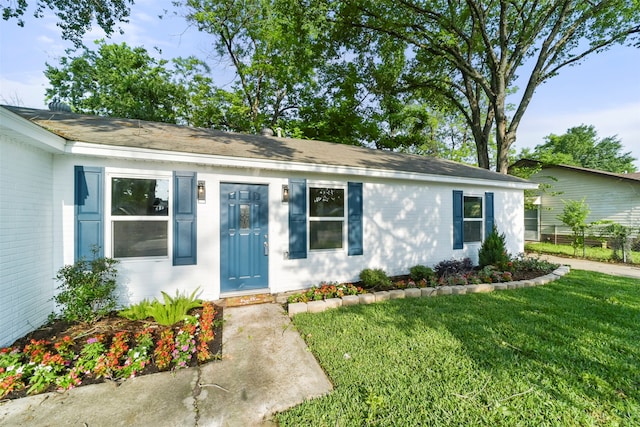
{"left": 512, "top": 160, "right": 640, "bottom": 243}
{"left": 0, "top": 106, "right": 534, "bottom": 346}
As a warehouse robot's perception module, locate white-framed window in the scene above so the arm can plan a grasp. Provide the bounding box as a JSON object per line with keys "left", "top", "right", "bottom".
{"left": 106, "top": 170, "right": 172, "bottom": 259}
{"left": 308, "top": 185, "right": 345, "bottom": 250}
{"left": 463, "top": 195, "right": 483, "bottom": 243}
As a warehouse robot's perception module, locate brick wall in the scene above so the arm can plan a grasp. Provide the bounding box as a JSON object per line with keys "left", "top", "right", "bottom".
{"left": 0, "top": 136, "right": 55, "bottom": 347}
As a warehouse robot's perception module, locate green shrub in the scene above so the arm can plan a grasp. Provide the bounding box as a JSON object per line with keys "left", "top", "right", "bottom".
{"left": 52, "top": 250, "right": 119, "bottom": 323}
{"left": 118, "top": 299, "right": 154, "bottom": 321}
{"left": 409, "top": 265, "right": 435, "bottom": 282}
{"left": 478, "top": 226, "right": 510, "bottom": 269}
{"left": 359, "top": 268, "right": 392, "bottom": 289}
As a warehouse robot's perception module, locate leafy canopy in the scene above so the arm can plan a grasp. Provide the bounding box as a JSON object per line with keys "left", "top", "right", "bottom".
{"left": 323, "top": 0, "right": 640, "bottom": 172}
{"left": 2, "top": 0, "right": 133, "bottom": 46}
{"left": 521, "top": 125, "right": 637, "bottom": 173}
{"left": 45, "top": 40, "right": 191, "bottom": 123}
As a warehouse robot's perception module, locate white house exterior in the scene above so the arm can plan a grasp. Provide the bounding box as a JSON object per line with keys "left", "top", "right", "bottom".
{"left": 1, "top": 106, "right": 535, "bottom": 346}
{"left": 515, "top": 161, "right": 640, "bottom": 243}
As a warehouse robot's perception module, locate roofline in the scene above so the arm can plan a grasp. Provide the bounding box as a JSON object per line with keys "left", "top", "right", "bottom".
{"left": 0, "top": 107, "right": 66, "bottom": 152}
{"left": 512, "top": 159, "right": 640, "bottom": 184}
{"left": 67, "top": 141, "right": 537, "bottom": 190}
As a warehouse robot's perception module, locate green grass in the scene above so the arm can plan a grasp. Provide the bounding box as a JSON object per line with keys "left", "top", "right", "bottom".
{"left": 526, "top": 241, "right": 639, "bottom": 264}
{"left": 277, "top": 271, "right": 640, "bottom": 426}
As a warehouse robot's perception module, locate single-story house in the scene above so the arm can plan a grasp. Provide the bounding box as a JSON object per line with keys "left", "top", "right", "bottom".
{"left": 0, "top": 105, "right": 535, "bottom": 346}
{"left": 512, "top": 160, "right": 640, "bottom": 243}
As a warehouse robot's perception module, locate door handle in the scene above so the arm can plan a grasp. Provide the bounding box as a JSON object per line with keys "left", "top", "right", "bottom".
{"left": 263, "top": 236, "right": 269, "bottom": 256}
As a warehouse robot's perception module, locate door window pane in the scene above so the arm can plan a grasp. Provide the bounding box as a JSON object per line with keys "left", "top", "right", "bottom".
{"left": 240, "top": 204, "right": 250, "bottom": 229}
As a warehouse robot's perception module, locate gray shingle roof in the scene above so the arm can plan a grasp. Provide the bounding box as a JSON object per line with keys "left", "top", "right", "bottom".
{"left": 511, "top": 159, "right": 640, "bottom": 184}
{"left": 5, "top": 106, "right": 529, "bottom": 184}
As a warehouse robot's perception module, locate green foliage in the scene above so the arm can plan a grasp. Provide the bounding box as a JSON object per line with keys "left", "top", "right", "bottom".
{"left": 527, "top": 125, "right": 637, "bottom": 173}
{"left": 129, "top": 289, "right": 203, "bottom": 326}
{"left": 52, "top": 251, "right": 119, "bottom": 323}
{"left": 433, "top": 258, "right": 474, "bottom": 278}
{"left": 359, "top": 268, "right": 392, "bottom": 289}
{"left": 478, "top": 226, "right": 510, "bottom": 269}
{"left": 118, "top": 299, "right": 154, "bottom": 321}
{"left": 3, "top": 0, "right": 132, "bottom": 46}
{"left": 45, "top": 40, "right": 189, "bottom": 123}
{"left": 409, "top": 265, "right": 435, "bottom": 282}
{"left": 557, "top": 199, "right": 590, "bottom": 256}
{"left": 595, "top": 221, "right": 636, "bottom": 263}
{"left": 282, "top": 271, "right": 640, "bottom": 425}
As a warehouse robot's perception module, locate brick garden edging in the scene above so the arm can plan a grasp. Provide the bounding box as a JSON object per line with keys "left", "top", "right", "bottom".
{"left": 286, "top": 266, "right": 571, "bottom": 317}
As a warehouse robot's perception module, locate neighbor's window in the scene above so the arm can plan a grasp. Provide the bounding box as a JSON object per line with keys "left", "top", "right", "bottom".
{"left": 463, "top": 196, "right": 483, "bottom": 243}
{"left": 111, "top": 177, "right": 170, "bottom": 258}
{"left": 309, "top": 187, "right": 345, "bottom": 250}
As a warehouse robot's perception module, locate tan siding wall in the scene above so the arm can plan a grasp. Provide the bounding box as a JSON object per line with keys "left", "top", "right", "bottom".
{"left": 529, "top": 168, "right": 640, "bottom": 239}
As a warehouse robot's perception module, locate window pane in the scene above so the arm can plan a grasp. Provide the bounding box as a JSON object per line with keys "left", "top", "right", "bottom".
{"left": 310, "top": 221, "right": 343, "bottom": 250}
{"left": 113, "top": 221, "right": 168, "bottom": 257}
{"left": 240, "top": 204, "right": 250, "bottom": 229}
{"left": 112, "top": 178, "right": 169, "bottom": 216}
{"left": 309, "top": 188, "right": 344, "bottom": 217}
{"left": 464, "top": 221, "right": 482, "bottom": 242}
{"left": 464, "top": 196, "right": 482, "bottom": 218}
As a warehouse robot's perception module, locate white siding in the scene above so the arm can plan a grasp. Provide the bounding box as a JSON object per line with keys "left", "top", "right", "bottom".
{"left": 52, "top": 157, "right": 527, "bottom": 303}
{"left": 0, "top": 135, "right": 55, "bottom": 347}
{"left": 530, "top": 168, "right": 640, "bottom": 238}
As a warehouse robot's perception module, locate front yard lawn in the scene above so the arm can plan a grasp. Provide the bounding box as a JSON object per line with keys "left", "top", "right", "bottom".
{"left": 277, "top": 270, "right": 640, "bottom": 426}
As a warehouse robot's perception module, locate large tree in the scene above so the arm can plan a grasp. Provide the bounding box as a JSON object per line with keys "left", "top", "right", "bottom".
{"left": 45, "top": 41, "right": 189, "bottom": 123}
{"left": 323, "top": 0, "right": 640, "bottom": 172}
{"left": 178, "top": 0, "right": 322, "bottom": 133}
{"left": 521, "top": 125, "right": 637, "bottom": 173}
{"left": 2, "top": 0, "right": 133, "bottom": 45}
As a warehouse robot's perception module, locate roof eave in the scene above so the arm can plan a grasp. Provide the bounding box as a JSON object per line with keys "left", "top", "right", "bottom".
{"left": 66, "top": 141, "right": 537, "bottom": 190}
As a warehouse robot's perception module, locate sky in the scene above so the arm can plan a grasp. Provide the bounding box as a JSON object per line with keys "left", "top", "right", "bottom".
{"left": 1, "top": 1, "right": 639, "bottom": 170}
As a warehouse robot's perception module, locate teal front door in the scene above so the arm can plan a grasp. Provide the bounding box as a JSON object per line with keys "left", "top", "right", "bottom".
{"left": 220, "top": 183, "right": 269, "bottom": 293}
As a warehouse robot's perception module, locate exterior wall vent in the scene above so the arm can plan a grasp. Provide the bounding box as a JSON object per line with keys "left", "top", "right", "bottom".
{"left": 48, "top": 99, "right": 72, "bottom": 112}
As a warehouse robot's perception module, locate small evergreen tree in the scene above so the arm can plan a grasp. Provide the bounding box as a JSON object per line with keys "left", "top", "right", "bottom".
{"left": 478, "top": 226, "right": 510, "bottom": 269}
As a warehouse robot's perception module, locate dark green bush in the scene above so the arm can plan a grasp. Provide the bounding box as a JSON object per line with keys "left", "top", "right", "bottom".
{"left": 359, "top": 268, "right": 392, "bottom": 289}
{"left": 434, "top": 258, "right": 473, "bottom": 278}
{"left": 409, "top": 265, "right": 435, "bottom": 282}
{"left": 52, "top": 251, "right": 119, "bottom": 323}
{"left": 478, "top": 226, "right": 510, "bottom": 269}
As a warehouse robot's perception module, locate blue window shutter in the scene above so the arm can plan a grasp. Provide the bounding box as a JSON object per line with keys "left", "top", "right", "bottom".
{"left": 173, "top": 171, "right": 197, "bottom": 265}
{"left": 288, "top": 178, "right": 307, "bottom": 259}
{"left": 453, "top": 190, "right": 463, "bottom": 250}
{"left": 75, "top": 166, "right": 104, "bottom": 261}
{"left": 348, "top": 182, "right": 363, "bottom": 256}
{"left": 485, "top": 192, "right": 495, "bottom": 239}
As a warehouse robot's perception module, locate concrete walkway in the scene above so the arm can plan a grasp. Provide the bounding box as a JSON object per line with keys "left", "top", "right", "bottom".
{"left": 0, "top": 304, "right": 333, "bottom": 427}
{"left": 537, "top": 254, "right": 640, "bottom": 279}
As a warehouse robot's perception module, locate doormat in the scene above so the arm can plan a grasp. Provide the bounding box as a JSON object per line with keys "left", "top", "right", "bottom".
{"left": 224, "top": 293, "right": 274, "bottom": 307}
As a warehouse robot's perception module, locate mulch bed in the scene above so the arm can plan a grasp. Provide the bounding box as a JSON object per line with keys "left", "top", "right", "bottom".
{"left": 2, "top": 304, "right": 223, "bottom": 401}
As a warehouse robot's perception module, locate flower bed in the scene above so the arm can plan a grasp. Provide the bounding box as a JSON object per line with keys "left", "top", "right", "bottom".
{"left": 288, "top": 266, "right": 570, "bottom": 316}
{"left": 0, "top": 302, "right": 222, "bottom": 401}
